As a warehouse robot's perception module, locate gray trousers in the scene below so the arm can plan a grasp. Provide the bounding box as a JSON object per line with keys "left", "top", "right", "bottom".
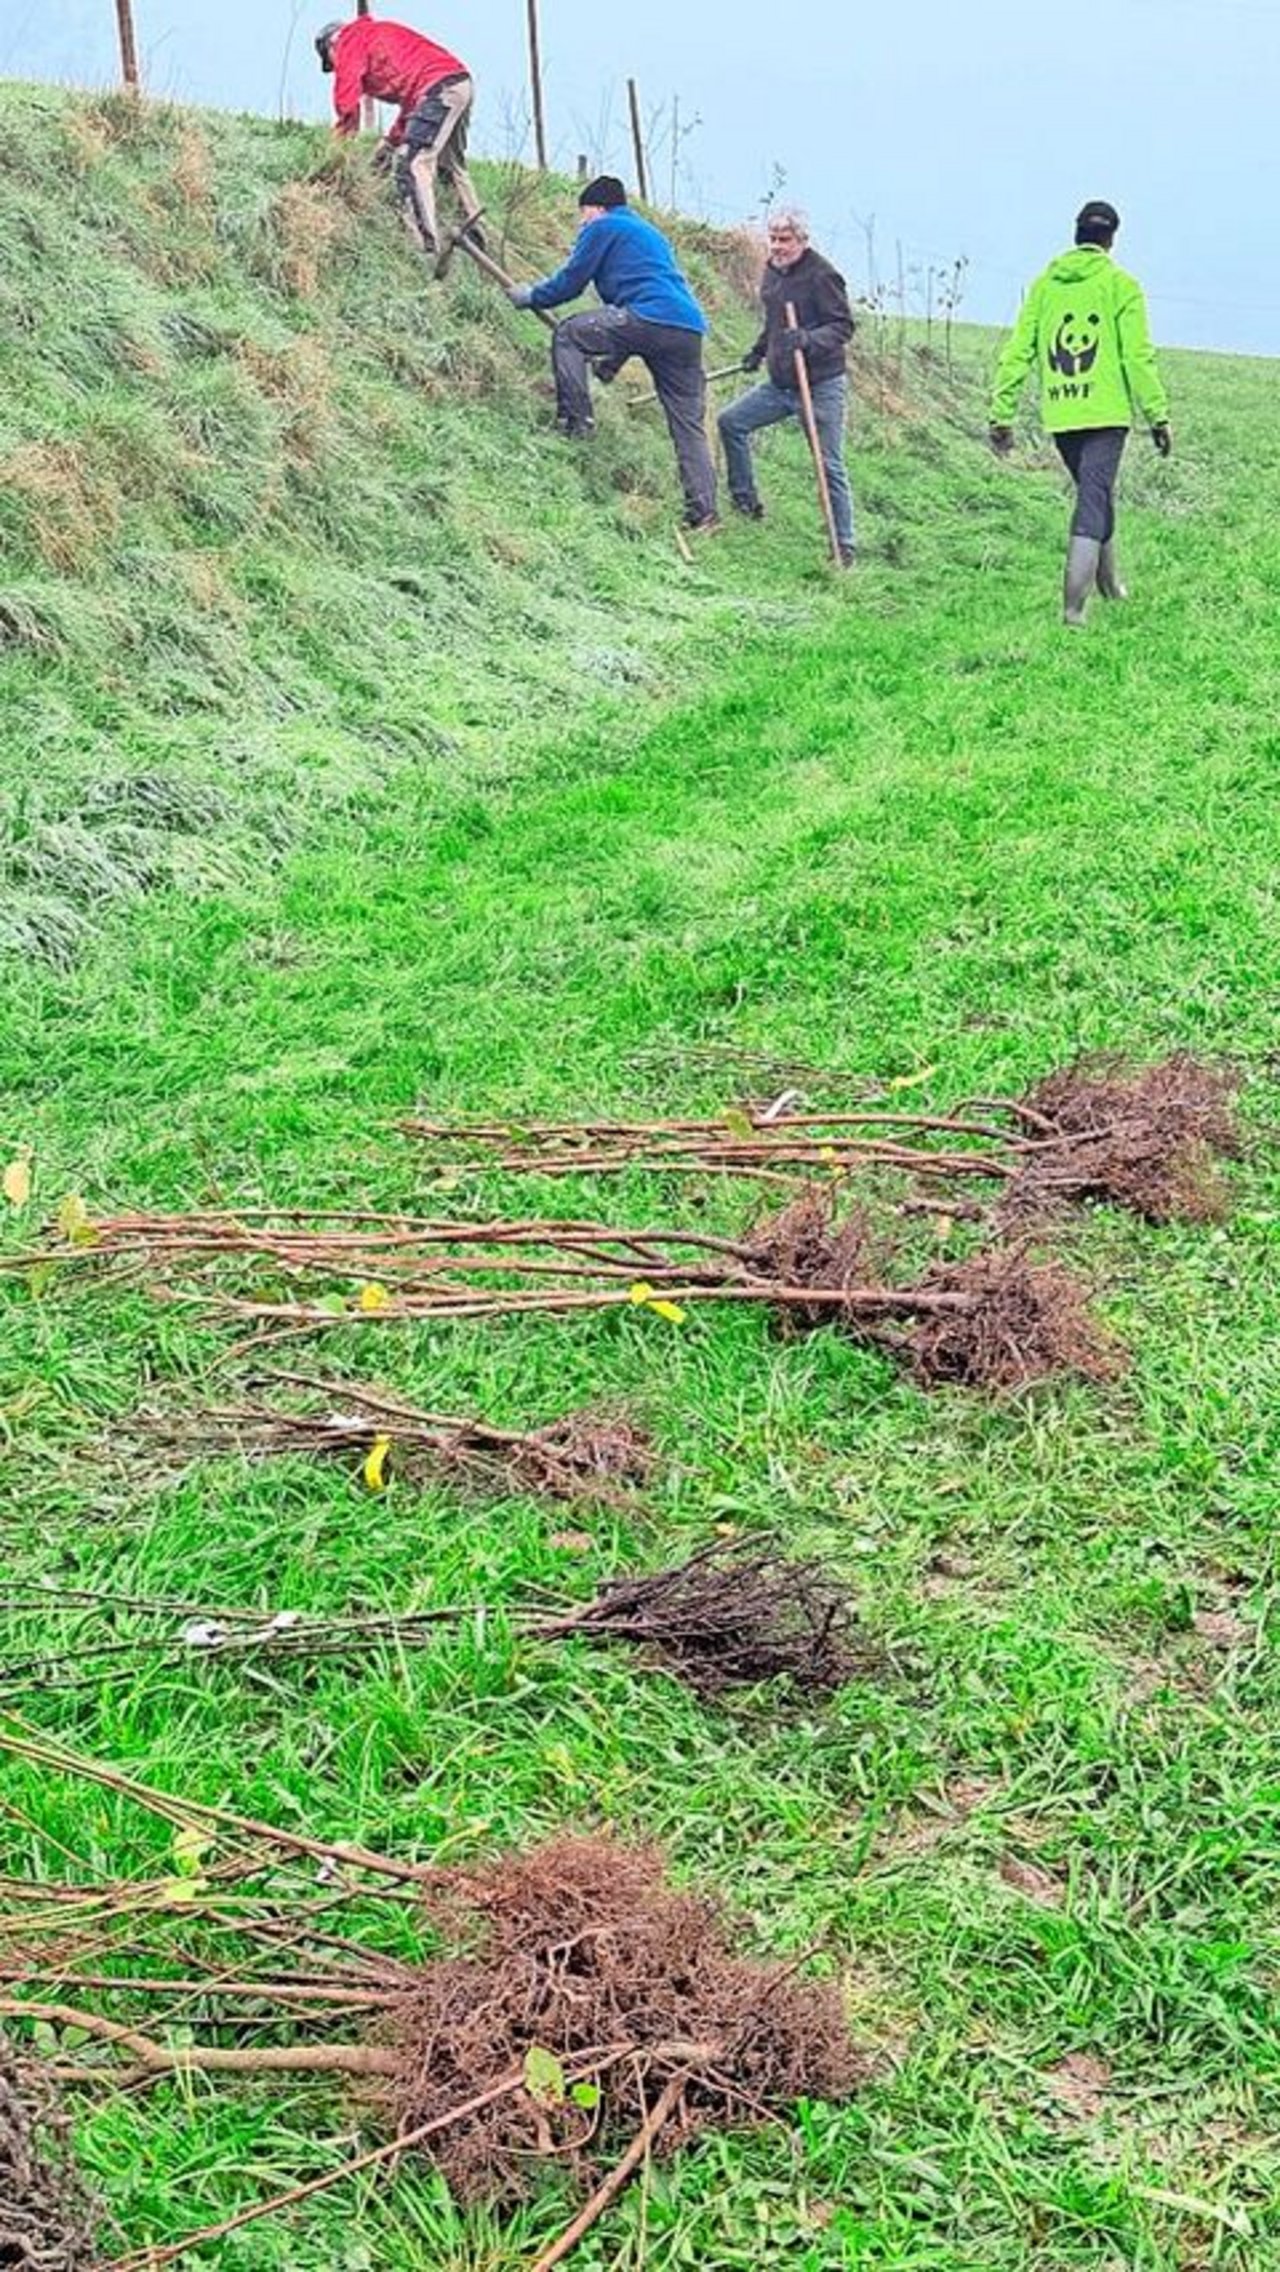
{"left": 1054, "top": 426, "right": 1128, "bottom": 542}
{"left": 551, "top": 305, "right": 718, "bottom": 524}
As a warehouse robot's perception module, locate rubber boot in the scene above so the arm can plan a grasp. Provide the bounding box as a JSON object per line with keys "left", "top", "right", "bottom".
{"left": 1097, "top": 539, "right": 1128, "bottom": 601}
{"left": 1063, "top": 535, "right": 1101, "bottom": 628}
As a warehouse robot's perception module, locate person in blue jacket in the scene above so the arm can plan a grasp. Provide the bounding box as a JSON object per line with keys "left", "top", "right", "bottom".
{"left": 509, "top": 176, "right": 718, "bottom": 530}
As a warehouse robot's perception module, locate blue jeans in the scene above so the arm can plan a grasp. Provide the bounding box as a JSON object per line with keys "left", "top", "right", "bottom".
{"left": 718, "top": 374, "right": 854, "bottom": 552}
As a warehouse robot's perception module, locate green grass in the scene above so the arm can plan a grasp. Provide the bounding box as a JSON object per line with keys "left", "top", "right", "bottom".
{"left": 3, "top": 84, "right": 1280, "bottom": 2272}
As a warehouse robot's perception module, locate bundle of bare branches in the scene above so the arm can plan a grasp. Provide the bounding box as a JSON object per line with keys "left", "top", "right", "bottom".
{"left": 0, "top": 1728, "right": 859, "bottom": 2272}
{"left": 399, "top": 1052, "right": 1243, "bottom": 1229}
{"left": 126, "top": 1371, "right": 653, "bottom": 1505}
{"left": 5, "top": 1192, "right": 1118, "bottom": 1390}
{"left": 399, "top": 1099, "right": 1022, "bottom": 1188}
{"left": 2, "top": 1538, "right": 872, "bottom": 1704}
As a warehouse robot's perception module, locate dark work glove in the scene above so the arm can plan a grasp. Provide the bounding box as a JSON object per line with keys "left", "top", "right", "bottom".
{"left": 741, "top": 344, "right": 765, "bottom": 373}
{"left": 781, "top": 324, "right": 809, "bottom": 357}
{"left": 592, "top": 358, "right": 623, "bottom": 385}
{"left": 1152, "top": 421, "right": 1173, "bottom": 457}
{"left": 988, "top": 423, "right": 1015, "bottom": 457}
{"left": 371, "top": 137, "right": 396, "bottom": 175}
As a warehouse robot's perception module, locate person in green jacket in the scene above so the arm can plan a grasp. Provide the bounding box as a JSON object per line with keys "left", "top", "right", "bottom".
{"left": 990, "top": 201, "right": 1172, "bottom": 626}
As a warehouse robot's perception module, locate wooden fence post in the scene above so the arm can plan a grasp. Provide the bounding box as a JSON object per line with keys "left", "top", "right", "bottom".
{"left": 527, "top": 0, "right": 548, "bottom": 169}
{"left": 356, "top": 0, "right": 377, "bottom": 134}
{"left": 114, "top": 0, "right": 140, "bottom": 88}
{"left": 627, "top": 77, "right": 649, "bottom": 201}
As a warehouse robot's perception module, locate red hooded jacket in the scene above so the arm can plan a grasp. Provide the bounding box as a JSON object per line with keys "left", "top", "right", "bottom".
{"left": 331, "top": 18, "right": 468, "bottom": 143}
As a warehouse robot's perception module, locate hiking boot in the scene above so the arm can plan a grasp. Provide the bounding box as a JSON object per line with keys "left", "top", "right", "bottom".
{"left": 837, "top": 546, "right": 855, "bottom": 569}
{"left": 554, "top": 416, "right": 595, "bottom": 441}
{"left": 1063, "top": 534, "right": 1101, "bottom": 628}
{"left": 730, "top": 496, "right": 765, "bottom": 520}
{"left": 685, "top": 513, "right": 722, "bottom": 536}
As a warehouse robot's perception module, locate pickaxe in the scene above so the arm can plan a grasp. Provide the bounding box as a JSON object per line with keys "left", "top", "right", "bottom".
{"left": 433, "top": 212, "right": 558, "bottom": 331}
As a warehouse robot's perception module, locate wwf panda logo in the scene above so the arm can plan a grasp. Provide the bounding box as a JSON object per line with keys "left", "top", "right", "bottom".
{"left": 1049, "top": 311, "right": 1102, "bottom": 377}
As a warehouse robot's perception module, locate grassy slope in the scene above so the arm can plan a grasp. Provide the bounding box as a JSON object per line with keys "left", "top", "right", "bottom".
{"left": 3, "top": 87, "right": 1280, "bottom": 2272}
{"left": 0, "top": 82, "right": 823, "bottom": 963}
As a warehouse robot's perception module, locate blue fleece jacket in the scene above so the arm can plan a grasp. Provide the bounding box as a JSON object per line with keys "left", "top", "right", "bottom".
{"left": 528, "top": 209, "right": 707, "bottom": 333}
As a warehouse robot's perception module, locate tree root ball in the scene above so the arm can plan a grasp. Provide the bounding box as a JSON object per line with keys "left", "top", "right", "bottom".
{"left": 745, "top": 1191, "right": 884, "bottom": 1331}
{"left": 907, "top": 1248, "right": 1124, "bottom": 1391}
{"left": 383, "top": 1837, "right": 862, "bottom": 2201}
{"left": 1009, "top": 1053, "right": 1241, "bottom": 1224}
{"left": 0, "top": 2042, "right": 96, "bottom": 2271}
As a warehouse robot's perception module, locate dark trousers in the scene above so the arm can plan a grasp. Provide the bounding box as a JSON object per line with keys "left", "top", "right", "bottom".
{"left": 1054, "top": 426, "right": 1127, "bottom": 542}
{"left": 551, "top": 305, "right": 718, "bottom": 524}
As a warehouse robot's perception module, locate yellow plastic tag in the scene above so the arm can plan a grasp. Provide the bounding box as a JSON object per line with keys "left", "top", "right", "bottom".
{"left": 363, "top": 1434, "right": 392, "bottom": 1491}
{"left": 628, "top": 1279, "right": 686, "bottom": 1325}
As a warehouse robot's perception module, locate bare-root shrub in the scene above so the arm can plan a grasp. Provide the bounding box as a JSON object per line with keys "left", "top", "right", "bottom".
{"left": 537, "top": 1537, "right": 869, "bottom": 1697}
{"left": 907, "top": 1248, "right": 1124, "bottom": 1391}
{"left": 388, "top": 1837, "right": 861, "bottom": 2202}
{"left": 129, "top": 1384, "right": 652, "bottom": 1507}
{"left": 1009, "top": 1054, "right": 1241, "bottom": 1224}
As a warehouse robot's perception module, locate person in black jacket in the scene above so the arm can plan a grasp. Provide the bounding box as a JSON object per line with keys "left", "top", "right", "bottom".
{"left": 718, "top": 208, "right": 855, "bottom": 562}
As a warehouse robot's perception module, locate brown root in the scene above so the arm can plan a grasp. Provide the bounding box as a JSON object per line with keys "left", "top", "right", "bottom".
{"left": 0, "top": 2042, "right": 97, "bottom": 2271}
{"left": 385, "top": 1837, "right": 860, "bottom": 2202}
{"left": 536, "top": 1538, "right": 870, "bottom": 1697}
{"left": 508, "top": 1412, "right": 654, "bottom": 1499}
{"left": 1008, "top": 1054, "right": 1241, "bottom": 1225}
{"left": 745, "top": 1191, "right": 885, "bottom": 1331}
{"left": 906, "top": 1247, "right": 1124, "bottom": 1391}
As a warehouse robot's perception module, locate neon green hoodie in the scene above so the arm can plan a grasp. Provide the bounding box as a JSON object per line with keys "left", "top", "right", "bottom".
{"left": 990, "top": 245, "right": 1169, "bottom": 433}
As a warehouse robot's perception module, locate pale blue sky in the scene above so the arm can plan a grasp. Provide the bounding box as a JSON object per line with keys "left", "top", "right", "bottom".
{"left": 6, "top": 0, "right": 1277, "bottom": 352}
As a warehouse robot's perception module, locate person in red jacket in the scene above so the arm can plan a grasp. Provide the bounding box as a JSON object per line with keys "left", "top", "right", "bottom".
{"left": 316, "top": 16, "right": 482, "bottom": 259}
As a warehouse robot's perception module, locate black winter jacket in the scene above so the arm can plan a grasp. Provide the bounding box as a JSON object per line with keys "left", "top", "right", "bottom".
{"left": 748, "top": 248, "right": 854, "bottom": 390}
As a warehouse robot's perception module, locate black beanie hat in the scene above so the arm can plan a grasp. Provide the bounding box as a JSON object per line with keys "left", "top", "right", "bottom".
{"left": 1075, "top": 199, "right": 1120, "bottom": 245}
{"left": 580, "top": 175, "right": 627, "bottom": 211}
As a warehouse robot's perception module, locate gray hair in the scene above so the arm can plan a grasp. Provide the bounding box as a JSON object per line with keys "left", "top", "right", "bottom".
{"left": 767, "top": 206, "right": 810, "bottom": 241}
